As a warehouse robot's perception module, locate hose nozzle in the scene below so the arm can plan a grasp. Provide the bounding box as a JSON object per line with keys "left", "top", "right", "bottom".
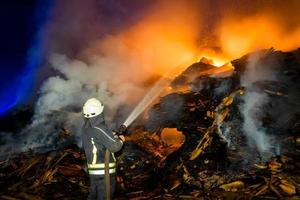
{"left": 117, "top": 124, "right": 128, "bottom": 135}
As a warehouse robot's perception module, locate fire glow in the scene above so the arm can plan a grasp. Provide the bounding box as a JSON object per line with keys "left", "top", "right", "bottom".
{"left": 219, "top": 15, "right": 300, "bottom": 59}
{"left": 86, "top": 2, "right": 300, "bottom": 81}
{"left": 85, "top": 1, "right": 300, "bottom": 127}
{"left": 34, "top": 0, "right": 300, "bottom": 126}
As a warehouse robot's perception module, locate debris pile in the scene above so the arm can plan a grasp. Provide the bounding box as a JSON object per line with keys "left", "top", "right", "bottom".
{"left": 0, "top": 48, "right": 299, "bottom": 199}
{"left": 0, "top": 145, "right": 88, "bottom": 199}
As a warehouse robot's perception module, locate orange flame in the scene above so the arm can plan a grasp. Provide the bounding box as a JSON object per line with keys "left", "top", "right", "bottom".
{"left": 86, "top": 1, "right": 300, "bottom": 80}
{"left": 87, "top": 1, "right": 201, "bottom": 79}
{"left": 219, "top": 15, "right": 300, "bottom": 59}
{"left": 114, "top": 1, "right": 201, "bottom": 77}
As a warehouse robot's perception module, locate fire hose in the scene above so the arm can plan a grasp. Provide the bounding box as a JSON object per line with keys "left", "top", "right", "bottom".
{"left": 104, "top": 125, "right": 128, "bottom": 200}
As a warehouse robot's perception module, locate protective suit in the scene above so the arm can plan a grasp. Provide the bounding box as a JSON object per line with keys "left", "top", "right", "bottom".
{"left": 81, "top": 98, "right": 124, "bottom": 200}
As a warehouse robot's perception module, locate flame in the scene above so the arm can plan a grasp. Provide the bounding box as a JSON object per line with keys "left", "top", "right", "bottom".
{"left": 219, "top": 15, "right": 300, "bottom": 59}
{"left": 198, "top": 14, "right": 300, "bottom": 68}
{"left": 115, "top": 1, "right": 200, "bottom": 77}
{"left": 86, "top": 1, "right": 201, "bottom": 79}
{"left": 161, "top": 128, "right": 185, "bottom": 147}
{"left": 197, "top": 49, "right": 231, "bottom": 67}
{"left": 85, "top": 1, "right": 300, "bottom": 81}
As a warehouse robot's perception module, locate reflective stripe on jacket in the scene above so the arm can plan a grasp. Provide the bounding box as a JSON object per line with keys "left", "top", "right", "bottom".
{"left": 88, "top": 150, "right": 117, "bottom": 175}
{"left": 89, "top": 168, "right": 116, "bottom": 175}
{"left": 82, "top": 114, "right": 123, "bottom": 177}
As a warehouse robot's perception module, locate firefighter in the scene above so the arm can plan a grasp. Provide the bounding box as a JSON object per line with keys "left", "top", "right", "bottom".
{"left": 81, "top": 98, "right": 125, "bottom": 200}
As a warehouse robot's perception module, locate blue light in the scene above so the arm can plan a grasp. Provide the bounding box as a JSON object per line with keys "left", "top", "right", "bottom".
{"left": 0, "top": 1, "right": 53, "bottom": 116}
{"left": 0, "top": 87, "right": 18, "bottom": 116}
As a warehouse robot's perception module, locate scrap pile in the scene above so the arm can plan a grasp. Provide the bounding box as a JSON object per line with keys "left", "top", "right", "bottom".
{"left": 0, "top": 48, "right": 300, "bottom": 199}
{"left": 116, "top": 48, "right": 300, "bottom": 199}
{"left": 0, "top": 145, "right": 88, "bottom": 199}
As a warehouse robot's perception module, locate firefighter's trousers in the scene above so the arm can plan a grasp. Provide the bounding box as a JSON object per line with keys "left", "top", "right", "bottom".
{"left": 88, "top": 175, "right": 116, "bottom": 200}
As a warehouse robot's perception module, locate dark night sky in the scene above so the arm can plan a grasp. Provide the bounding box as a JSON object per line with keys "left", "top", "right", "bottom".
{"left": 0, "top": 0, "right": 48, "bottom": 115}
{"left": 0, "top": 1, "right": 35, "bottom": 83}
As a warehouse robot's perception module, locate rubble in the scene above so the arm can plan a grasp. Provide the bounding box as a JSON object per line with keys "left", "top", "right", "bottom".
{"left": 0, "top": 145, "right": 89, "bottom": 199}
{"left": 0, "top": 49, "right": 300, "bottom": 199}
{"left": 220, "top": 181, "right": 245, "bottom": 192}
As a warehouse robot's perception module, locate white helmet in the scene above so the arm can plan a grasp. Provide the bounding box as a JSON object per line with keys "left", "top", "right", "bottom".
{"left": 83, "top": 98, "right": 104, "bottom": 118}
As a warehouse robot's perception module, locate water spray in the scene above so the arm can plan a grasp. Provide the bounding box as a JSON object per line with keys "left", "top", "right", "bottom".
{"left": 122, "top": 51, "right": 201, "bottom": 127}
{"left": 123, "top": 77, "right": 171, "bottom": 127}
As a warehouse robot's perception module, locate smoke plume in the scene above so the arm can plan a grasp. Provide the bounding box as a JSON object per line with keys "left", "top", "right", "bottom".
{"left": 3, "top": 0, "right": 300, "bottom": 155}
{"left": 240, "top": 50, "right": 278, "bottom": 155}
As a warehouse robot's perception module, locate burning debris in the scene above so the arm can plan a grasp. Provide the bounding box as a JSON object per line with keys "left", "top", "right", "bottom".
{"left": 0, "top": 48, "right": 300, "bottom": 199}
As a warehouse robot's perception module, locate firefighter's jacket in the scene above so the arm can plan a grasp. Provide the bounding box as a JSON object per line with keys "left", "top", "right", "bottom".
{"left": 82, "top": 114, "right": 123, "bottom": 176}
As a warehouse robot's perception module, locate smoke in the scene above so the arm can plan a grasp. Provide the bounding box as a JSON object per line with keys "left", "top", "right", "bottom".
{"left": 239, "top": 51, "right": 278, "bottom": 155}
{"left": 35, "top": 0, "right": 202, "bottom": 118}
{"left": 3, "top": 0, "right": 300, "bottom": 155}
{"left": 241, "top": 92, "right": 271, "bottom": 152}
{"left": 6, "top": 0, "right": 201, "bottom": 154}
{"left": 36, "top": 54, "right": 146, "bottom": 118}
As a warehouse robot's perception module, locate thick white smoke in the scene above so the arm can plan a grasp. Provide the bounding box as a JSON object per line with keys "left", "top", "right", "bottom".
{"left": 28, "top": 52, "right": 149, "bottom": 150}
{"left": 35, "top": 53, "right": 145, "bottom": 119}
{"left": 3, "top": 48, "right": 155, "bottom": 156}
{"left": 240, "top": 50, "right": 277, "bottom": 154}
{"left": 241, "top": 91, "right": 270, "bottom": 152}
